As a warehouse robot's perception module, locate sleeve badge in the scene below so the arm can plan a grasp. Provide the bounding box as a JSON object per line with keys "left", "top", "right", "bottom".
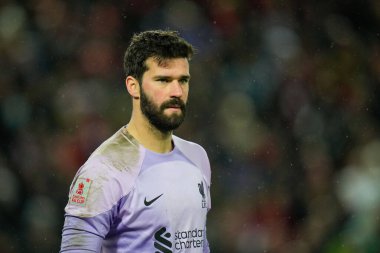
{"left": 69, "top": 178, "right": 92, "bottom": 207}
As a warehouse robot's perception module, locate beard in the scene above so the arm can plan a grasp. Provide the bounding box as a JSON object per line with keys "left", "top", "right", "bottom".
{"left": 140, "top": 88, "right": 186, "bottom": 133}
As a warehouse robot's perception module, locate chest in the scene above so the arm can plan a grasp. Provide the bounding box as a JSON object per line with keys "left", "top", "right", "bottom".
{"left": 103, "top": 158, "right": 210, "bottom": 252}
{"left": 133, "top": 161, "right": 209, "bottom": 225}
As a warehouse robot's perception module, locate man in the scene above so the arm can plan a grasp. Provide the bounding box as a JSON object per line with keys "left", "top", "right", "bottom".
{"left": 60, "top": 30, "right": 211, "bottom": 253}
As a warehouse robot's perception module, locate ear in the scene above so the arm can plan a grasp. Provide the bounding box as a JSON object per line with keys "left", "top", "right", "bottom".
{"left": 125, "top": 76, "right": 140, "bottom": 99}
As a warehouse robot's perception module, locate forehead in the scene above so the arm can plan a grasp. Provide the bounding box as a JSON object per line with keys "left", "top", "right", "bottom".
{"left": 144, "top": 57, "right": 189, "bottom": 75}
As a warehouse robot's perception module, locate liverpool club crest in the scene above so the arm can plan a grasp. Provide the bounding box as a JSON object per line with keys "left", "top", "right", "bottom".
{"left": 198, "top": 181, "right": 207, "bottom": 208}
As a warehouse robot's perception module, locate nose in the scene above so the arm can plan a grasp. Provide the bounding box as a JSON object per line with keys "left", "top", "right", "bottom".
{"left": 169, "top": 81, "right": 183, "bottom": 98}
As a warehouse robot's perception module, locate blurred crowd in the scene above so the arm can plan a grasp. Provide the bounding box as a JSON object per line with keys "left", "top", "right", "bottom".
{"left": 1, "top": 0, "right": 380, "bottom": 252}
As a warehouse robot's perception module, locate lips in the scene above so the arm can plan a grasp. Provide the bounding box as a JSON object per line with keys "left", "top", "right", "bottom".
{"left": 167, "top": 104, "right": 181, "bottom": 109}
{"left": 161, "top": 99, "right": 185, "bottom": 111}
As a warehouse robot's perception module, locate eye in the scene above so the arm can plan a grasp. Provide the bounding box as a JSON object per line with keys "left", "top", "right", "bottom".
{"left": 179, "top": 78, "right": 189, "bottom": 84}
{"left": 157, "top": 78, "right": 169, "bottom": 83}
{"left": 156, "top": 78, "right": 170, "bottom": 83}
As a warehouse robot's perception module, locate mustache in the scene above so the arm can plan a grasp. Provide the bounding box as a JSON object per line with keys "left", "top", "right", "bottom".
{"left": 161, "top": 98, "right": 186, "bottom": 110}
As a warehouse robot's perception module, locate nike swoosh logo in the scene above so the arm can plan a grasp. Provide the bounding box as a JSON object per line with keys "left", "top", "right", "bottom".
{"left": 144, "top": 194, "right": 163, "bottom": 206}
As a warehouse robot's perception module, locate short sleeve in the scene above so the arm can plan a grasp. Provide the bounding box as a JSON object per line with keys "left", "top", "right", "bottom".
{"left": 65, "top": 156, "right": 137, "bottom": 217}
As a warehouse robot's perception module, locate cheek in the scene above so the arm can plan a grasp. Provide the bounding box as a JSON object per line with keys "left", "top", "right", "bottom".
{"left": 183, "top": 87, "right": 189, "bottom": 102}
{"left": 150, "top": 90, "right": 167, "bottom": 105}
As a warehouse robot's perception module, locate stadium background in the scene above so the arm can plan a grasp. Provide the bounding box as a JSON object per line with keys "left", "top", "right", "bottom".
{"left": 1, "top": 0, "right": 380, "bottom": 252}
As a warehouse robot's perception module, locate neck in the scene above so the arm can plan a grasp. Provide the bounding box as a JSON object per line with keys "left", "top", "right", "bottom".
{"left": 126, "top": 114, "right": 173, "bottom": 154}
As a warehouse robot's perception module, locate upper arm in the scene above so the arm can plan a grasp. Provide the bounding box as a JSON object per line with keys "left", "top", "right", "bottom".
{"left": 61, "top": 158, "right": 134, "bottom": 251}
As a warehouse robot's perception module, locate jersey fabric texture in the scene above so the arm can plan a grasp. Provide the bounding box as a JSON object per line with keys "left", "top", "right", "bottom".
{"left": 60, "top": 126, "right": 211, "bottom": 253}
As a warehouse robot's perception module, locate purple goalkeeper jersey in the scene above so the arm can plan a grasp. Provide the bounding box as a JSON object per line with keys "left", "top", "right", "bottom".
{"left": 60, "top": 126, "right": 211, "bottom": 253}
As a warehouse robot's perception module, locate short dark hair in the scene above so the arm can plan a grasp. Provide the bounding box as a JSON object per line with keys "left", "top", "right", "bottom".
{"left": 123, "top": 30, "right": 194, "bottom": 82}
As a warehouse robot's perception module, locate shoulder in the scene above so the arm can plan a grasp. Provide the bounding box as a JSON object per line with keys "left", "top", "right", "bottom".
{"left": 65, "top": 128, "right": 144, "bottom": 217}
{"left": 173, "top": 135, "right": 211, "bottom": 185}
{"left": 172, "top": 135, "right": 208, "bottom": 156}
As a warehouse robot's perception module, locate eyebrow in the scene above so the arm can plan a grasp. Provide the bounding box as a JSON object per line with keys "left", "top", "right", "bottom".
{"left": 154, "top": 75, "right": 191, "bottom": 80}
